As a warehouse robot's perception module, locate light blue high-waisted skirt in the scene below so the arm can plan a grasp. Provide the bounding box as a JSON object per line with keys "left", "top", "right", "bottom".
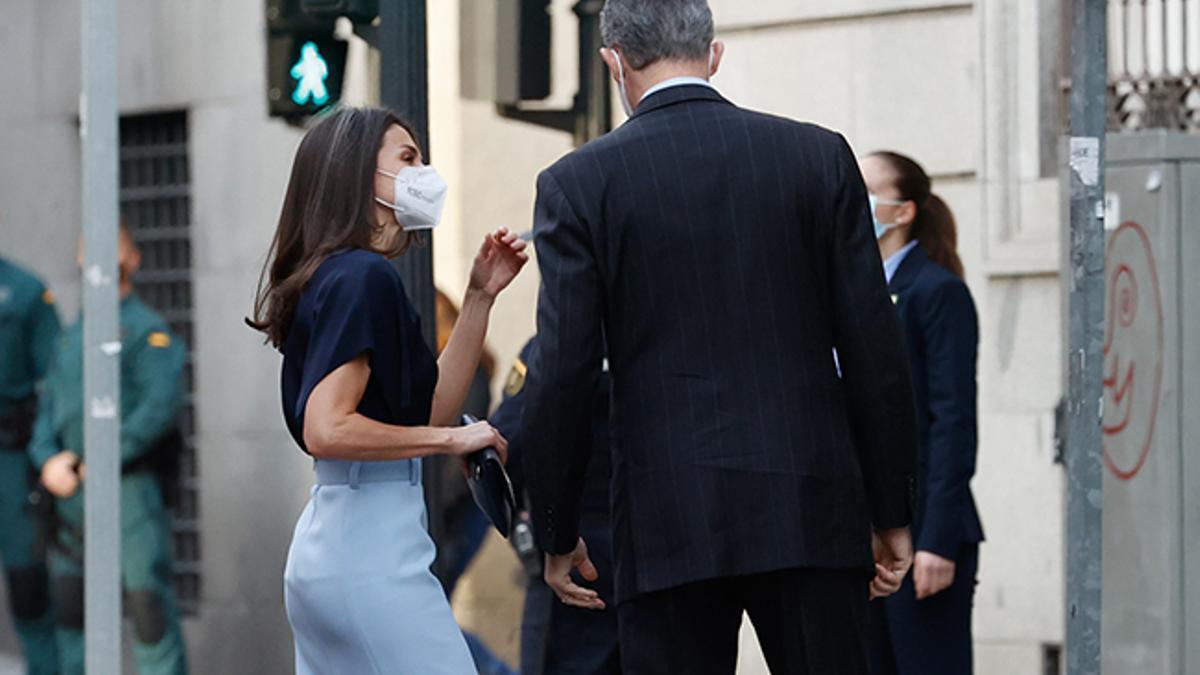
{"left": 284, "top": 459, "right": 476, "bottom": 674}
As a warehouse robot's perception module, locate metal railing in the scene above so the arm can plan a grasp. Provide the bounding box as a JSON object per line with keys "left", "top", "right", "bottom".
{"left": 1106, "top": 0, "right": 1200, "bottom": 131}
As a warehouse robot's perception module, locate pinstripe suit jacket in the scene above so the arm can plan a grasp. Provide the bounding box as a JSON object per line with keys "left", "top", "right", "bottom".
{"left": 522, "top": 85, "right": 918, "bottom": 602}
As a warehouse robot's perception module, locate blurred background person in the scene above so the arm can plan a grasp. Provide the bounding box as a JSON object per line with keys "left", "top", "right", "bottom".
{"left": 861, "top": 150, "right": 984, "bottom": 675}
{"left": 0, "top": 252, "right": 61, "bottom": 675}
{"left": 248, "top": 107, "right": 527, "bottom": 674}
{"left": 491, "top": 337, "right": 620, "bottom": 675}
{"left": 435, "top": 287, "right": 496, "bottom": 596}
{"left": 28, "top": 224, "right": 189, "bottom": 674}
{"left": 435, "top": 288, "right": 495, "bottom": 421}
{"left": 434, "top": 287, "right": 515, "bottom": 675}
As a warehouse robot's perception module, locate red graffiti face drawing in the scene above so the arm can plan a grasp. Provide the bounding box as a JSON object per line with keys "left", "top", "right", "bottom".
{"left": 1102, "top": 221, "right": 1163, "bottom": 481}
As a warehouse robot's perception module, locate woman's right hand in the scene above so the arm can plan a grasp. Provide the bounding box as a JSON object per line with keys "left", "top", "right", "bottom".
{"left": 448, "top": 421, "right": 508, "bottom": 464}
{"left": 467, "top": 227, "right": 529, "bottom": 300}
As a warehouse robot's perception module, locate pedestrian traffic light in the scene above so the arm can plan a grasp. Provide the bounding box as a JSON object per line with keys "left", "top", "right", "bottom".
{"left": 300, "top": 0, "right": 379, "bottom": 23}
{"left": 461, "top": 0, "right": 551, "bottom": 104}
{"left": 265, "top": 0, "right": 349, "bottom": 120}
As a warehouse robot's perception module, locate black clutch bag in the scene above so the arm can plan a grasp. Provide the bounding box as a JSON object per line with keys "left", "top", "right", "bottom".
{"left": 462, "top": 414, "right": 517, "bottom": 537}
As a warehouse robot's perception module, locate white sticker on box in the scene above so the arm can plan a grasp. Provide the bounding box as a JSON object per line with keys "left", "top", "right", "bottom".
{"left": 1104, "top": 192, "right": 1120, "bottom": 231}
{"left": 1070, "top": 137, "right": 1101, "bottom": 187}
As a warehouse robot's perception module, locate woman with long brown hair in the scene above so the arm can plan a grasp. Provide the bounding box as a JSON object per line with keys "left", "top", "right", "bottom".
{"left": 860, "top": 151, "right": 983, "bottom": 674}
{"left": 249, "top": 107, "right": 527, "bottom": 674}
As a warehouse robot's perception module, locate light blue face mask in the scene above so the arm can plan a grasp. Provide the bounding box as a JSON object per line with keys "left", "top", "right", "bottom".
{"left": 869, "top": 194, "right": 906, "bottom": 239}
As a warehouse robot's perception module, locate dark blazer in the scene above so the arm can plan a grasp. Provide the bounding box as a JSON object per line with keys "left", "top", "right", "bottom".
{"left": 888, "top": 246, "right": 984, "bottom": 558}
{"left": 522, "top": 85, "right": 919, "bottom": 602}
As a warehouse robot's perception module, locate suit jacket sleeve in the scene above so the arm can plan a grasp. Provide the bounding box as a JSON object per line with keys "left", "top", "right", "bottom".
{"left": 828, "top": 135, "right": 918, "bottom": 529}
{"left": 915, "top": 280, "right": 979, "bottom": 558}
{"left": 522, "top": 169, "right": 604, "bottom": 555}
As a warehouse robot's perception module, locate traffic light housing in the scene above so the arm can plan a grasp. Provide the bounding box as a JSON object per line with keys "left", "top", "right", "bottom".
{"left": 461, "top": 0, "right": 551, "bottom": 104}
{"left": 515, "top": 0, "right": 552, "bottom": 101}
{"left": 265, "top": 0, "right": 349, "bottom": 120}
{"left": 300, "top": 0, "right": 379, "bottom": 23}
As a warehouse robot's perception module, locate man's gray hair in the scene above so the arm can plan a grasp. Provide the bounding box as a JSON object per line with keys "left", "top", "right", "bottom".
{"left": 600, "top": 0, "right": 715, "bottom": 70}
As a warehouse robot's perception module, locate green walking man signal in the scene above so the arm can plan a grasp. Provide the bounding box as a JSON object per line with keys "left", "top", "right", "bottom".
{"left": 291, "top": 41, "right": 331, "bottom": 106}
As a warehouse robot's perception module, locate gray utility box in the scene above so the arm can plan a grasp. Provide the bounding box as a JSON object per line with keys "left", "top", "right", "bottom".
{"left": 1096, "top": 132, "right": 1200, "bottom": 674}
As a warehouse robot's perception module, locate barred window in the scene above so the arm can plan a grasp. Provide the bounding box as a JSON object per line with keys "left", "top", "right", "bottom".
{"left": 119, "top": 111, "right": 201, "bottom": 614}
{"left": 1061, "top": 0, "right": 1200, "bottom": 133}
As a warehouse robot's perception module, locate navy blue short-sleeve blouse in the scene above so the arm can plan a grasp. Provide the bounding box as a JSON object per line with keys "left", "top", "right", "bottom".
{"left": 280, "top": 248, "right": 438, "bottom": 452}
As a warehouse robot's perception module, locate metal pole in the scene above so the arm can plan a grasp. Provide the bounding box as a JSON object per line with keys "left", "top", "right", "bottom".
{"left": 80, "top": 0, "right": 122, "bottom": 671}
{"left": 379, "top": 0, "right": 447, "bottom": 578}
{"left": 379, "top": 0, "right": 434, "bottom": 344}
{"left": 573, "top": 0, "right": 612, "bottom": 146}
{"left": 495, "top": 1, "right": 612, "bottom": 145}
{"left": 1066, "top": 0, "right": 1107, "bottom": 673}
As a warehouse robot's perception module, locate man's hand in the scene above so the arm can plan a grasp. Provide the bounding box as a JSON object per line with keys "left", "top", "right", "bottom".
{"left": 869, "top": 527, "right": 914, "bottom": 599}
{"left": 913, "top": 550, "right": 956, "bottom": 600}
{"left": 544, "top": 537, "right": 605, "bottom": 610}
{"left": 41, "top": 450, "right": 81, "bottom": 499}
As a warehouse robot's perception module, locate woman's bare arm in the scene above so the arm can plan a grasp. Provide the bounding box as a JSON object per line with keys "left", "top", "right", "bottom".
{"left": 430, "top": 289, "right": 492, "bottom": 427}
{"left": 429, "top": 228, "right": 527, "bottom": 426}
{"left": 304, "top": 354, "right": 506, "bottom": 461}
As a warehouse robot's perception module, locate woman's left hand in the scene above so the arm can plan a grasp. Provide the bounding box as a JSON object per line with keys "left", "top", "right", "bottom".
{"left": 912, "top": 550, "right": 956, "bottom": 600}
{"left": 468, "top": 227, "right": 529, "bottom": 298}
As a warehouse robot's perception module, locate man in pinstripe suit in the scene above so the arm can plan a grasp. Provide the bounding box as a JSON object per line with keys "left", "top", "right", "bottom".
{"left": 521, "top": 1, "right": 919, "bottom": 672}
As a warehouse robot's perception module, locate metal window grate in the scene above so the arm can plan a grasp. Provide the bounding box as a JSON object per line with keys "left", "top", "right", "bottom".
{"left": 1061, "top": 0, "right": 1200, "bottom": 132}
{"left": 119, "top": 111, "right": 201, "bottom": 614}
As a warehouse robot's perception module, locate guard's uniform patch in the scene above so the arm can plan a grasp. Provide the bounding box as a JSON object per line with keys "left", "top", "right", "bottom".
{"left": 42, "top": 289, "right": 56, "bottom": 305}
{"left": 147, "top": 332, "right": 171, "bottom": 348}
{"left": 504, "top": 357, "right": 528, "bottom": 397}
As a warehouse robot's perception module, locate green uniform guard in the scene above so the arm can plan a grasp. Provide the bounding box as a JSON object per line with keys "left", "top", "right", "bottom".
{"left": 0, "top": 256, "right": 62, "bottom": 675}
{"left": 28, "top": 228, "right": 188, "bottom": 675}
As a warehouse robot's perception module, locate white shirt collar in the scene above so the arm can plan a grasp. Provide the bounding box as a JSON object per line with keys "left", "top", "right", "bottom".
{"left": 883, "top": 240, "right": 920, "bottom": 284}
{"left": 639, "top": 76, "right": 715, "bottom": 104}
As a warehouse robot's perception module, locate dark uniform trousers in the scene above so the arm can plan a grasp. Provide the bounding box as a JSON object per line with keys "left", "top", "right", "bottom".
{"left": 494, "top": 339, "right": 621, "bottom": 675}
{"left": 521, "top": 526, "right": 620, "bottom": 675}
{"left": 619, "top": 567, "right": 870, "bottom": 675}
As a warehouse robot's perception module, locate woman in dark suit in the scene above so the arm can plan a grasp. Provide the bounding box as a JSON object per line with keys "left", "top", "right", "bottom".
{"left": 861, "top": 151, "right": 984, "bottom": 675}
